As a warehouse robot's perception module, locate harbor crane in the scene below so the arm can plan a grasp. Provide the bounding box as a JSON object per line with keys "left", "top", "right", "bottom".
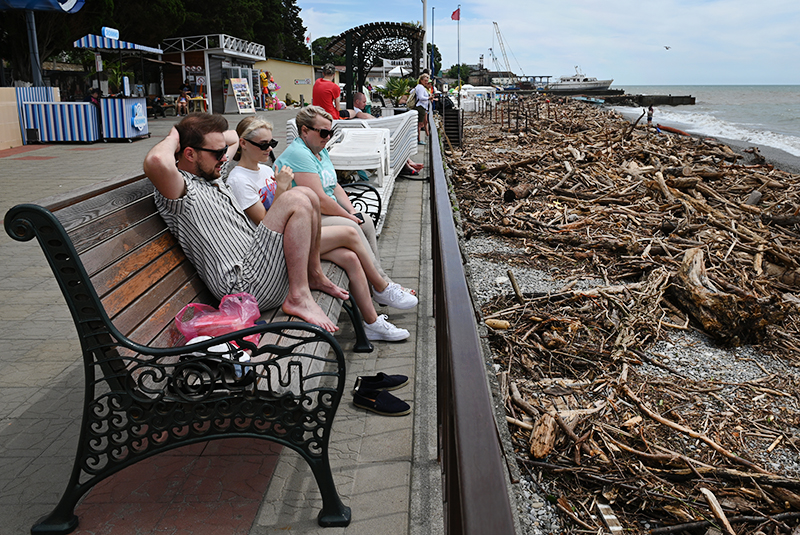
{"left": 493, "top": 22, "right": 513, "bottom": 78}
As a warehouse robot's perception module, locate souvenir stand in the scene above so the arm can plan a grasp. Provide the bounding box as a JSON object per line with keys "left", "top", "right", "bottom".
{"left": 73, "top": 32, "right": 163, "bottom": 141}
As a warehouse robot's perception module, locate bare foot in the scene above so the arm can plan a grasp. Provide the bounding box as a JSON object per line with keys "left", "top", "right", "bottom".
{"left": 283, "top": 297, "right": 338, "bottom": 333}
{"left": 309, "top": 272, "right": 349, "bottom": 300}
{"left": 409, "top": 162, "right": 423, "bottom": 171}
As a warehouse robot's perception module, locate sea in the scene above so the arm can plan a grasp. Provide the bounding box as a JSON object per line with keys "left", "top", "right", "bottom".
{"left": 611, "top": 85, "right": 800, "bottom": 157}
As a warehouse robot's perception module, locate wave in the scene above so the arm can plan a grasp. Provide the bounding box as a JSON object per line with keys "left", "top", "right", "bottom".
{"left": 613, "top": 107, "right": 800, "bottom": 157}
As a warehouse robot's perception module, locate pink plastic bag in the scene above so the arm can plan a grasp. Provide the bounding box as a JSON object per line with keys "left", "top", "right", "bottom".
{"left": 175, "top": 293, "right": 261, "bottom": 344}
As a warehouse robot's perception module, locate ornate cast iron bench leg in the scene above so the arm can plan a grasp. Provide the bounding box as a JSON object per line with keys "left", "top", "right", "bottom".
{"left": 343, "top": 294, "right": 374, "bottom": 353}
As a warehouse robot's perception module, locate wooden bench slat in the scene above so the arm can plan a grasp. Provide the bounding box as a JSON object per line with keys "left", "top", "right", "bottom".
{"left": 81, "top": 215, "right": 170, "bottom": 277}
{"left": 68, "top": 196, "right": 159, "bottom": 253}
{"left": 89, "top": 231, "right": 177, "bottom": 293}
{"left": 99, "top": 245, "right": 186, "bottom": 317}
{"left": 53, "top": 178, "right": 154, "bottom": 232}
{"left": 111, "top": 265, "right": 207, "bottom": 342}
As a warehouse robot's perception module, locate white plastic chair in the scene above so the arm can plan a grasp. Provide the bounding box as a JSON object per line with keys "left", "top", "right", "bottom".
{"left": 327, "top": 128, "right": 391, "bottom": 186}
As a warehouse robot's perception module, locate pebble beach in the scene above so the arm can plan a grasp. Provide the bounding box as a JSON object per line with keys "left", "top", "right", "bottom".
{"left": 447, "top": 98, "right": 800, "bottom": 534}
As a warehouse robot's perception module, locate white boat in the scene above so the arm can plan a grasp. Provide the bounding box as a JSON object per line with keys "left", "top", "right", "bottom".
{"left": 545, "top": 66, "right": 613, "bottom": 91}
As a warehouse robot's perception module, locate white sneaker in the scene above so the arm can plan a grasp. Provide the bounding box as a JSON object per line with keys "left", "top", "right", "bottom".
{"left": 363, "top": 314, "right": 410, "bottom": 341}
{"left": 373, "top": 283, "right": 418, "bottom": 309}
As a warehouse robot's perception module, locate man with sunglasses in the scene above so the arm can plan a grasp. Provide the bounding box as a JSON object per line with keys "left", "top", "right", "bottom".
{"left": 143, "top": 113, "right": 346, "bottom": 333}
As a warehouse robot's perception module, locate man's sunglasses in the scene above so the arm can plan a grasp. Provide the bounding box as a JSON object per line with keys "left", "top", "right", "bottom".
{"left": 306, "top": 126, "right": 336, "bottom": 139}
{"left": 245, "top": 138, "right": 279, "bottom": 150}
{"left": 191, "top": 146, "right": 229, "bottom": 161}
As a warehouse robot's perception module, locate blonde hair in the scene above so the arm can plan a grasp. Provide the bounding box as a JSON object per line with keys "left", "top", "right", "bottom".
{"left": 418, "top": 74, "right": 430, "bottom": 84}
{"left": 233, "top": 116, "right": 273, "bottom": 161}
{"left": 296, "top": 105, "right": 333, "bottom": 133}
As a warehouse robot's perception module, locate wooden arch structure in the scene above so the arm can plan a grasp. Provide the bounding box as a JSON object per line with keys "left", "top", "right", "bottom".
{"left": 326, "top": 21, "right": 424, "bottom": 107}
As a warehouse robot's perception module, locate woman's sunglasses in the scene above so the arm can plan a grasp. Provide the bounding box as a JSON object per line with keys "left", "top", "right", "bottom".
{"left": 245, "top": 138, "right": 279, "bottom": 151}
{"left": 306, "top": 126, "right": 336, "bottom": 139}
{"left": 191, "top": 146, "right": 229, "bottom": 161}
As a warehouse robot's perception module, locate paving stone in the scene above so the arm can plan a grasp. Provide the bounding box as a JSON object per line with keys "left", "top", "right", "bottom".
{"left": 0, "top": 112, "right": 443, "bottom": 534}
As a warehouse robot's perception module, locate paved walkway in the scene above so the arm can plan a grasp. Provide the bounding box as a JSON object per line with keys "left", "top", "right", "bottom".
{"left": 0, "top": 111, "right": 442, "bottom": 534}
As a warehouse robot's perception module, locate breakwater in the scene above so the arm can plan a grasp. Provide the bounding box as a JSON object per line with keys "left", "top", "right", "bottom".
{"left": 603, "top": 94, "right": 696, "bottom": 106}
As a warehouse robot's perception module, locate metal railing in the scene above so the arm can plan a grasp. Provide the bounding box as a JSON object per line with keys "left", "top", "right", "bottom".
{"left": 429, "top": 112, "right": 517, "bottom": 534}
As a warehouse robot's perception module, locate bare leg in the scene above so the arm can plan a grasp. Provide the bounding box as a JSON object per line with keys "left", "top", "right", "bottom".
{"left": 322, "top": 248, "right": 378, "bottom": 324}
{"left": 293, "top": 186, "right": 348, "bottom": 301}
{"left": 261, "top": 189, "right": 338, "bottom": 332}
{"left": 320, "top": 214, "right": 392, "bottom": 284}
{"left": 319, "top": 226, "right": 388, "bottom": 292}
{"left": 406, "top": 159, "right": 423, "bottom": 171}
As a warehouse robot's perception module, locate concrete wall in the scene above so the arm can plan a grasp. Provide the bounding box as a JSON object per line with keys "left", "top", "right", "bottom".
{"left": 254, "top": 58, "right": 337, "bottom": 106}
{"left": 0, "top": 87, "right": 60, "bottom": 150}
{"left": 0, "top": 88, "right": 23, "bottom": 150}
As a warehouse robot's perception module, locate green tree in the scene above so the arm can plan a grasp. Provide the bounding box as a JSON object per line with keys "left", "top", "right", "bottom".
{"left": 279, "top": 0, "right": 308, "bottom": 61}
{"left": 426, "top": 43, "right": 441, "bottom": 76}
{"left": 445, "top": 63, "right": 471, "bottom": 80}
{"left": 249, "top": 0, "right": 307, "bottom": 61}
{"left": 311, "top": 37, "right": 345, "bottom": 66}
{"left": 0, "top": 0, "right": 184, "bottom": 83}
{"left": 179, "top": 0, "right": 262, "bottom": 41}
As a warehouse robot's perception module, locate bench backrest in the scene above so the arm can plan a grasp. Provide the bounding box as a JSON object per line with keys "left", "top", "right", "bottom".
{"left": 51, "top": 175, "right": 214, "bottom": 350}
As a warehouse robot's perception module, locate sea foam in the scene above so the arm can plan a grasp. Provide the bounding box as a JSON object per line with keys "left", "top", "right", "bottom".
{"left": 611, "top": 106, "right": 800, "bottom": 157}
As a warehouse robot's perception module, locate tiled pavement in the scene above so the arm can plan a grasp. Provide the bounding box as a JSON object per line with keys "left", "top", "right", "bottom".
{"left": 0, "top": 111, "right": 442, "bottom": 534}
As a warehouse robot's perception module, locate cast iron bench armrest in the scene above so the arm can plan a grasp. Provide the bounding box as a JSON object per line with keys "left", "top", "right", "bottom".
{"left": 342, "top": 182, "right": 382, "bottom": 227}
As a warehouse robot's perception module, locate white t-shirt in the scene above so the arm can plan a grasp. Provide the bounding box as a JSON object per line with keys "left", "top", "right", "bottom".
{"left": 227, "top": 163, "right": 277, "bottom": 211}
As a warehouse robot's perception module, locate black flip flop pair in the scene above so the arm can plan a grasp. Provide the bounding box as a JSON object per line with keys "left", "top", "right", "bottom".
{"left": 352, "top": 373, "right": 411, "bottom": 416}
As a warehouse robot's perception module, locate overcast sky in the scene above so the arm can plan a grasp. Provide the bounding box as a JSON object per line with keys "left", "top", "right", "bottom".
{"left": 297, "top": 0, "right": 800, "bottom": 86}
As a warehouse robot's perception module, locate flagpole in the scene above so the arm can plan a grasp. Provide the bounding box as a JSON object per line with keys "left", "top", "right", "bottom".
{"left": 457, "top": 3, "right": 461, "bottom": 108}
{"left": 431, "top": 7, "right": 435, "bottom": 75}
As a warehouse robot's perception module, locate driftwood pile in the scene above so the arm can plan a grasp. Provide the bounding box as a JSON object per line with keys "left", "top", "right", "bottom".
{"left": 444, "top": 96, "right": 800, "bottom": 534}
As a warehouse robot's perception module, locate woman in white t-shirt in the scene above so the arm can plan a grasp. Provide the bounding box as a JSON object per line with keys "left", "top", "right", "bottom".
{"left": 227, "top": 117, "right": 415, "bottom": 341}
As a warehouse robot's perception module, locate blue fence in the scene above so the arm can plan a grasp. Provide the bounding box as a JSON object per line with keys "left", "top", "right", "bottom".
{"left": 21, "top": 102, "right": 100, "bottom": 143}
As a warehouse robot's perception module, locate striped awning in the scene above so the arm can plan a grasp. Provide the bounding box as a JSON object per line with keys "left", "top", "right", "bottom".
{"left": 73, "top": 34, "right": 163, "bottom": 54}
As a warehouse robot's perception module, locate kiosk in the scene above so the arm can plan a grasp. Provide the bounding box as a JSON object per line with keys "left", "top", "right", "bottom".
{"left": 73, "top": 31, "right": 162, "bottom": 141}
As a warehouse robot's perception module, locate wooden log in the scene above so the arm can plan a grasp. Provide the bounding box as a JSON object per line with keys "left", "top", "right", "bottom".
{"left": 694, "top": 166, "right": 726, "bottom": 179}
{"left": 668, "top": 248, "right": 789, "bottom": 345}
{"left": 502, "top": 184, "right": 536, "bottom": 202}
{"left": 529, "top": 413, "right": 557, "bottom": 458}
{"left": 663, "top": 166, "right": 694, "bottom": 177}
{"left": 480, "top": 154, "right": 543, "bottom": 174}
{"left": 665, "top": 177, "right": 700, "bottom": 189}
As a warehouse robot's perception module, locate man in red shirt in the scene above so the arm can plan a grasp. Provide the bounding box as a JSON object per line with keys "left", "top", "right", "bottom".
{"left": 312, "top": 64, "right": 340, "bottom": 119}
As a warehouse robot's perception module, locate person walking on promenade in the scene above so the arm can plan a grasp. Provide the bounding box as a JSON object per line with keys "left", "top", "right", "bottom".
{"left": 412, "top": 74, "right": 432, "bottom": 144}
{"left": 312, "top": 64, "right": 341, "bottom": 119}
{"left": 143, "top": 112, "right": 347, "bottom": 333}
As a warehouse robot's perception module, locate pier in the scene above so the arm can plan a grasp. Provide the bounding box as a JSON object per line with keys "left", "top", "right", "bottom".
{"left": 603, "top": 94, "right": 696, "bottom": 106}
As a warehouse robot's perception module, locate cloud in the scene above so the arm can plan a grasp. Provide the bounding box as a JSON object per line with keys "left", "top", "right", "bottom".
{"left": 297, "top": 0, "right": 800, "bottom": 84}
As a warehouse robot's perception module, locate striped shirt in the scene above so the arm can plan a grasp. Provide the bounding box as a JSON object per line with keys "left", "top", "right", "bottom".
{"left": 154, "top": 170, "right": 289, "bottom": 309}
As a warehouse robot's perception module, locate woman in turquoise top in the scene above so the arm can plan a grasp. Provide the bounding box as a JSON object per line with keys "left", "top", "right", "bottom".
{"left": 275, "top": 106, "right": 416, "bottom": 297}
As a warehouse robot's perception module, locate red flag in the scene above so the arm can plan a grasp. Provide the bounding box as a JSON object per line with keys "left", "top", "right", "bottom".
{"left": 451, "top": 8, "right": 460, "bottom": 20}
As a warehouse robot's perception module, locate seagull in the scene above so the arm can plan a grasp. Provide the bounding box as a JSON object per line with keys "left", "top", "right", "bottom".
{"left": 664, "top": 46, "right": 671, "bottom": 50}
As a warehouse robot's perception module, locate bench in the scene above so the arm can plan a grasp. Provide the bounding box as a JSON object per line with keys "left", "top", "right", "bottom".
{"left": 4, "top": 174, "right": 376, "bottom": 533}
